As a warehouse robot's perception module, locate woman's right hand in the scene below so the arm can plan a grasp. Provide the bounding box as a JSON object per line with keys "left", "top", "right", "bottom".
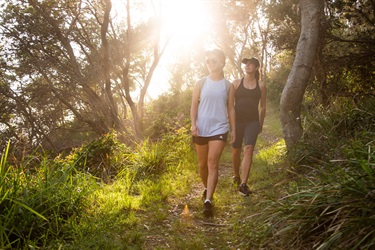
{"left": 192, "top": 125, "right": 199, "bottom": 137}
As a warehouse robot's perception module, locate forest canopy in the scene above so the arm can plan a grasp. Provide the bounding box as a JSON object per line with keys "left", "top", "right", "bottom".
{"left": 0, "top": 0, "right": 374, "bottom": 155}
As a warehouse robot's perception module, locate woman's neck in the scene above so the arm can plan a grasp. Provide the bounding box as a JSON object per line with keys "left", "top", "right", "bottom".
{"left": 245, "top": 72, "right": 256, "bottom": 81}
{"left": 209, "top": 72, "right": 224, "bottom": 81}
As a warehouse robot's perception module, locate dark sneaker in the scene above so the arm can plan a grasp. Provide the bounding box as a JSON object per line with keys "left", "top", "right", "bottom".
{"left": 238, "top": 183, "right": 252, "bottom": 196}
{"left": 233, "top": 176, "right": 241, "bottom": 186}
{"left": 202, "top": 189, "right": 207, "bottom": 200}
{"left": 203, "top": 201, "right": 213, "bottom": 217}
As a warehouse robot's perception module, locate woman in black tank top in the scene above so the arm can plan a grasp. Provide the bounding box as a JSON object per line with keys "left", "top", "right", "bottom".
{"left": 235, "top": 77, "right": 261, "bottom": 122}
{"left": 231, "top": 57, "right": 267, "bottom": 196}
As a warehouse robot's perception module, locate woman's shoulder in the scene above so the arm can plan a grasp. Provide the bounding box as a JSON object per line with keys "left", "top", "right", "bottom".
{"left": 196, "top": 76, "right": 207, "bottom": 85}
{"left": 232, "top": 78, "right": 242, "bottom": 89}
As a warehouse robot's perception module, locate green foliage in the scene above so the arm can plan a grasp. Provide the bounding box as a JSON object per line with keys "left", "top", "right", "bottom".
{"left": 256, "top": 139, "right": 286, "bottom": 168}
{"left": 0, "top": 0, "right": 179, "bottom": 150}
{"left": 254, "top": 98, "right": 375, "bottom": 249}
{"left": 0, "top": 98, "right": 291, "bottom": 249}
{"left": 265, "top": 0, "right": 375, "bottom": 110}
{"left": 265, "top": 0, "right": 300, "bottom": 51}
{"left": 266, "top": 51, "right": 294, "bottom": 108}
{"left": 143, "top": 90, "right": 192, "bottom": 140}
{"left": 321, "top": 0, "right": 375, "bottom": 100}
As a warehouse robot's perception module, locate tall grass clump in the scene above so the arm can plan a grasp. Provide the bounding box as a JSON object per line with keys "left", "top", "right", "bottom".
{"left": 117, "top": 127, "right": 196, "bottom": 199}
{"left": 0, "top": 141, "right": 98, "bottom": 249}
{"left": 63, "top": 132, "right": 124, "bottom": 182}
{"left": 254, "top": 98, "right": 375, "bottom": 249}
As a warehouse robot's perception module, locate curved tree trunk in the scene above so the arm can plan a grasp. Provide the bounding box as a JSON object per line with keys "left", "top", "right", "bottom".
{"left": 280, "top": 0, "right": 324, "bottom": 149}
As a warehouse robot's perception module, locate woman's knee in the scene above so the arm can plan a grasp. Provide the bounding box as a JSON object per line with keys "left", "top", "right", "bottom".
{"left": 243, "top": 145, "right": 254, "bottom": 155}
{"left": 207, "top": 158, "right": 219, "bottom": 170}
{"left": 232, "top": 148, "right": 241, "bottom": 157}
{"left": 198, "top": 161, "right": 208, "bottom": 170}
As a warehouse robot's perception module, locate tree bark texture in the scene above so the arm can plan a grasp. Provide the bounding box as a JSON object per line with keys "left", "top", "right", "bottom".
{"left": 280, "top": 0, "right": 324, "bottom": 149}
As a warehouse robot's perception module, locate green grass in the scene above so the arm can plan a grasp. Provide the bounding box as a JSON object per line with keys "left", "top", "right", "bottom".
{"left": 0, "top": 141, "right": 97, "bottom": 249}
{"left": 263, "top": 106, "right": 284, "bottom": 138}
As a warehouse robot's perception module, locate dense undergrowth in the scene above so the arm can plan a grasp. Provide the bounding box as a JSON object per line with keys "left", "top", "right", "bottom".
{"left": 1, "top": 127, "right": 197, "bottom": 249}
{"left": 249, "top": 98, "right": 375, "bottom": 249}
{"left": 0, "top": 98, "right": 374, "bottom": 249}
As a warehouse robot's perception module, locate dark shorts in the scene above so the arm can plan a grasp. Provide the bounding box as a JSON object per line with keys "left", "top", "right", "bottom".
{"left": 232, "top": 121, "right": 259, "bottom": 148}
{"left": 192, "top": 132, "right": 228, "bottom": 145}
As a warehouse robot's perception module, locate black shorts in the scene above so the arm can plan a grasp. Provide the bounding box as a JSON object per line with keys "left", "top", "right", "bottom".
{"left": 232, "top": 121, "right": 259, "bottom": 148}
{"left": 192, "top": 132, "right": 228, "bottom": 145}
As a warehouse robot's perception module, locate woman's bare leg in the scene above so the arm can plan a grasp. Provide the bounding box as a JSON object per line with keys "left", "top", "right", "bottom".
{"left": 195, "top": 144, "right": 209, "bottom": 188}
{"left": 206, "top": 140, "right": 226, "bottom": 200}
{"left": 232, "top": 147, "right": 241, "bottom": 179}
{"left": 241, "top": 145, "right": 255, "bottom": 184}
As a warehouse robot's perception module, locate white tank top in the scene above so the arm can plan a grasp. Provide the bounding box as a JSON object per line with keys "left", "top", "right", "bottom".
{"left": 196, "top": 77, "right": 229, "bottom": 137}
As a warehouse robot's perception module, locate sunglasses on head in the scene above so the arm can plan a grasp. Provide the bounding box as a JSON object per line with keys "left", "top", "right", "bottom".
{"left": 205, "top": 58, "right": 218, "bottom": 64}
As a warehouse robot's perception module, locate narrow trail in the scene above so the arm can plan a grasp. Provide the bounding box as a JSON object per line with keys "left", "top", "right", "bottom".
{"left": 142, "top": 166, "right": 239, "bottom": 249}
{"left": 142, "top": 130, "right": 282, "bottom": 249}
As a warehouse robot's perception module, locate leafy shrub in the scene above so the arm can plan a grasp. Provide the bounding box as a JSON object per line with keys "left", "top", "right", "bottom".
{"left": 143, "top": 91, "right": 192, "bottom": 140}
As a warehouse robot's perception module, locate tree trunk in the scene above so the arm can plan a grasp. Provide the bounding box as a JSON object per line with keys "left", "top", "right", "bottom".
{"left": 280, "top": 0, "right": 324, "bottom": 149}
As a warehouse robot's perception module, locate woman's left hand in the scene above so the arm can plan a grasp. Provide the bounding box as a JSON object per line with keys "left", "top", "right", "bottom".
{"left": 230, "top": 130, "right": 236, "bottom": 144}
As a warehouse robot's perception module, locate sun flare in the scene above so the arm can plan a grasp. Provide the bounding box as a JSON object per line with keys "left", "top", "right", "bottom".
{"left": 111, "top": 0, "right": 215, "bottom": 98}
{"left": 151, "top": 0, "right": 215, "bottom": 98}
{"left": 160, "top": 0, "right": 212, "bottom": 50}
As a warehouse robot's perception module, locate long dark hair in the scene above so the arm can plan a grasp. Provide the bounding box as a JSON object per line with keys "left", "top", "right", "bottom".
{"left": 251, "top": 58, "right": 260, "bottom": 82}
{"left": 255, "top": 68, "right": 260, "bottom": 82}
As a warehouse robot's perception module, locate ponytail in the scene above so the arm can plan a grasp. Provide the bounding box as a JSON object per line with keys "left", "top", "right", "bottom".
{"left": 255, "top": 69, "right": 260, "bottom": 82}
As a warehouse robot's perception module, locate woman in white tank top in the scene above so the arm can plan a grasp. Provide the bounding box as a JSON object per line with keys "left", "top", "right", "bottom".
{"left": 190, "top": 49, "right": 236, "bottom": 217}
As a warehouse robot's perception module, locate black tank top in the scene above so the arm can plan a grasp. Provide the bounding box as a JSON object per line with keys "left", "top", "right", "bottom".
{"left": 235, "top": 77, "right": 261, "bottom": 122}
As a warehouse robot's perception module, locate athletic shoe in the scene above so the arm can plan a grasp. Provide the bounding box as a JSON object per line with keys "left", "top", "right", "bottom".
{"left": 238, "top": 183, "right": 252, "bottom": 196}
{"left": 203, "top": 201, "right": 213, "bottom": 217}
{"left": 233, "top": 176, "right": 241, "bottom": 186}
